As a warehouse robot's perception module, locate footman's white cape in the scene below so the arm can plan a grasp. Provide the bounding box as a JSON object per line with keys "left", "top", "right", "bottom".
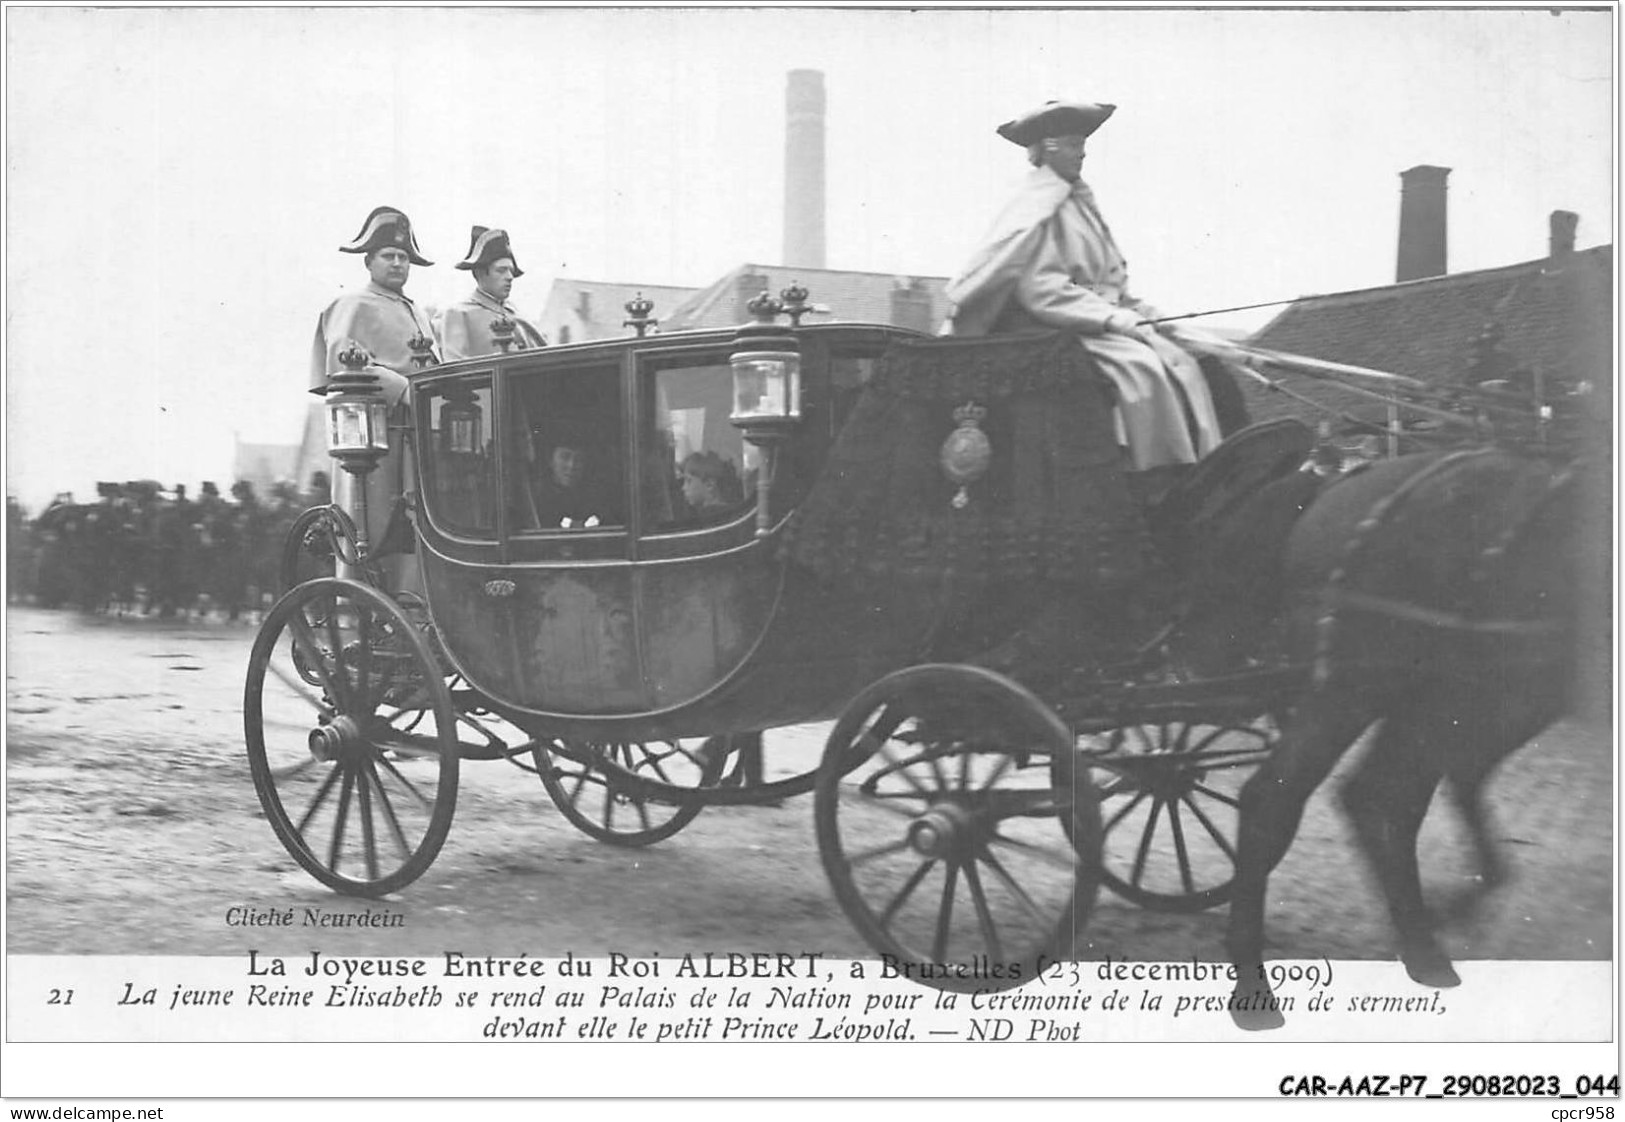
{"left": 305, "top": 282, "right": 439, "bottom": 577}
{"left": 440, "top": 289, "right": 548, "bottom": 361}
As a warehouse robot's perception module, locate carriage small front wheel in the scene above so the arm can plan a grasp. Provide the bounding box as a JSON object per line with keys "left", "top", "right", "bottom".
{"left": 1069, "top": 713, "right": 1274, "bottom": 912}
{"left": 816, "top": 664, "right": 1102, "bottom": 992}
{"left": 533, "top": 738, "right": 726, "bottom": 847}
{"left": 245, "top": 577, "right": 460, "bottom": 896}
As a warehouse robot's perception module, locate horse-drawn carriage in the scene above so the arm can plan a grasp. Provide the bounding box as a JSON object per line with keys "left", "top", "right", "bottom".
{"left": 246, "top": 290, "right": 1587, "bottom": 1017}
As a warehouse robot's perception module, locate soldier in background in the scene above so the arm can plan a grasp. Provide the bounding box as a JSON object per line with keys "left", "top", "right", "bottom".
{"left": 7, "top": 495, "right": 36, "bottom": 603}
{"left": 33, "top": 494, "right": 78, "bottom": 609}
{"left": 265, "top": 481, "right": 307, "bottom": 597}
{"left": 229, "top": 480, "right": 270, "bottom": 615}
{"left": 150, "top": 484, "right": 200, "bottom": 617}
{"left": 306, "top": 470, "right": 331, "bottom": 508}
{"left": 104, "top": 483, "right": 143, "bottom": 615}
{"left": 80, "top": 483, "right": 122, "bottom": 612}
{"left": 124, "top": 481, "right": 163, "bottom": 614}
{"left": 198, "top": 481, "right": 245, "bottom": 619}
{"left": 440, "top": 226, "right": 547, "bottom": 360}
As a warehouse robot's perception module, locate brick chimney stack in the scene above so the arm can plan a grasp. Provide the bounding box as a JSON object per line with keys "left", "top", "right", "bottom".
{"left": 1396, "top": 165, "right": 1450, "bottom": 282}
{"left": 890, "top": 279, "right": 934, "bottom": 333}
{"left": 784, "top": 69, "right": 827, "bottom": 269}
{"left": 1549, "top": 210, "right": 1578, "bottom": 257}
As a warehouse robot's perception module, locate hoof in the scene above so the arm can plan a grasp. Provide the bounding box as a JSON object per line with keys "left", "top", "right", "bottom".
{"left": 1401, "top": 943, "right": 1461, "bottom": 988}
{"left": 1231, "top": 1002, "right": 1286, "bottom": 1031}
{"left": 1230, "top": 984, "right": 1286, "bottom": 1031}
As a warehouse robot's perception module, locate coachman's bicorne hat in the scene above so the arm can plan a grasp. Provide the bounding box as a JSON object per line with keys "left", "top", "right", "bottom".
{"left": 339, "top": 206, "right": 433, "bottom": 266}
{"left": 454, "top": 226, "right": 524, "bottom": 277}
{"left": 996, "top": 100, "right": 1116, "bottom": 147}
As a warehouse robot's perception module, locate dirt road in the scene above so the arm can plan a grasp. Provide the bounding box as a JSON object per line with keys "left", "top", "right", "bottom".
{"left": 5, "top": 606, "right": 1613, "bottom": 967}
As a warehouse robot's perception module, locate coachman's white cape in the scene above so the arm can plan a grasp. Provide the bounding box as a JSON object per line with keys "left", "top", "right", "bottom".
{"left": 944, "top": 166, "right": 1221, "bottom": 469}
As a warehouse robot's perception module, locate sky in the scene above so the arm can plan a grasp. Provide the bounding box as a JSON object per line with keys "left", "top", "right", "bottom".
{"left": 4, "top": 4, "right": 1615, "bottom": 511}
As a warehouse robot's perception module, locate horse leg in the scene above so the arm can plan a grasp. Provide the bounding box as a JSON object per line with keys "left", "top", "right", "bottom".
{"left": 1226, "top": 692, "right": 1378, "bottom": 1030}
{"left": 1338, "top": 710, "right": 1458, "bottom": 987}
{"left": 1442, "top": 734, "right": 1511, "bottom": 896}
{"left": 1439, "top": 687, "right": 1558, "bottom": 900}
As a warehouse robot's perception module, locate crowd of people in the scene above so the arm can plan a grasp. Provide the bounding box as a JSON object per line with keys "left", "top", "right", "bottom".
{"left": 7, "top": 474, "right": 333, "bottom": 621}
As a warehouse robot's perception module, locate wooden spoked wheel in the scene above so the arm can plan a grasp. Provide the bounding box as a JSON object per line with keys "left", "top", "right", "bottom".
{"left": 1071, "top": 715, "right": 1274, "bottom": 912}
{"left": 245, "top": 577, "right": 459, "bottom": 896}
{"left": 534, "top": 739, "right": 727, "bottom": 847}
{"left": 816, "top": 664, "right": 1101, "bottom": 992}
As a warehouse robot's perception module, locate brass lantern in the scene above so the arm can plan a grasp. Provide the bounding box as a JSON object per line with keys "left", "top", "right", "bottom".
{"left": 325, "top": 343, "right": 391, "bottom": 460}
{"left": 729, "top": 292, "right": 803, "bottom": 434}
{"left": 441, "top": 384, "right": 484, "bottom": 455}
{"left": 730, "top": 291, "right": 805, "bottom": 537}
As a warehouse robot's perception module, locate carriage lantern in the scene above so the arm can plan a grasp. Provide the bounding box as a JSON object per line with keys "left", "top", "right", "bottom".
{"left": 441, "top": 384, "right": 484, "bottom": 455}
{"left": 324, "top": 342, "right": 392, "bottom": 463}
{"left": 731, "top": 291, "right": 804, "bottom": 537}
{"left": 730, "top": 292, "right": 802, "bottom": 430}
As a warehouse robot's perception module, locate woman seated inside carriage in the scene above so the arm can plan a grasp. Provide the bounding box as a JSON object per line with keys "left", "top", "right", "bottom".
{"left": 529, "top": 441, "right": 613, "bottom": 529}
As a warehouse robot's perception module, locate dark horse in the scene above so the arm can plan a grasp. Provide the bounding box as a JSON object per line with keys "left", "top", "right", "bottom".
{"left": 1222, "top": 445, "right": 1583, "bottom": 1030}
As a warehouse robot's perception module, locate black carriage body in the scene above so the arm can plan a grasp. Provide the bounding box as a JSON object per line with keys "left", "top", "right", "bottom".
{"left": 258, "top": 299, "right": 1586, "bottom": 980}
{"left": 407, "top": 323, "right": 953, "bottom": 741}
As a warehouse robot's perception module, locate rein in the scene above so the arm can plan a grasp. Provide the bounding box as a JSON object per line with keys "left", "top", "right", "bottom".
{"left": 1324, "top": 588, "right": 1566, "bottom": 637}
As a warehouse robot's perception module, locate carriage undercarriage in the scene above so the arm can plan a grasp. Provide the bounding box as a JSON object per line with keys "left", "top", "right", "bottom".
{"left": 248, "top": 531, "right": 1308, "bottom": 989}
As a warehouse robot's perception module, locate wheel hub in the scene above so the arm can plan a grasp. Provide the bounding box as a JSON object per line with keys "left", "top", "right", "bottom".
{"left": 908, "top": 801, "right": 980, "bottom": 860}
{"left": 1146, "top": 759, "right": 1196, "bottom": 800}
{"left": 308, "top": 715, "right": 364, "bottom": 763}
{"left": 1106, "top": 753, "right": 1196, "bottom": 801}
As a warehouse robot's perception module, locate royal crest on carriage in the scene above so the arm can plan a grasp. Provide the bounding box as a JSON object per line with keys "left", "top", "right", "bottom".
{"left": 939, "top": 400, "right": 991, "bottom": 509}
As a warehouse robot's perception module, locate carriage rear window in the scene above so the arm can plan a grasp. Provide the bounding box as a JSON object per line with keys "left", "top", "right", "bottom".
{"left": 640, "top": 362, "right": 756, "bottom": 532}
{"left": 419, "top": 375, "right": 496, "bottom": 539}
{"left": 828, "top": 353, "right": 878, "bottom": 437}
{"left": 507, "top": 363, "right": 625, "bottom": 532}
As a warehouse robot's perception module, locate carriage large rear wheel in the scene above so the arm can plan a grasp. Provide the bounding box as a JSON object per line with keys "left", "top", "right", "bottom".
{"left": 816, "top": 664, "right": 1101, "bottom": 992}
{"left": 245, "top": 577, "right": 459, "bottom": 896}
{"left": 1068, "top": 714, "right": 1274, "bottom": 912}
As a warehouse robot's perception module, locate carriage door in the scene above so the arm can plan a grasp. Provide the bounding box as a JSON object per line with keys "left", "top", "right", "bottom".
{"left": 496, "top": 356, "right": 647, "bottom": 712}
{"left": 622, "top": 348, "right": 779, "bottom": 708}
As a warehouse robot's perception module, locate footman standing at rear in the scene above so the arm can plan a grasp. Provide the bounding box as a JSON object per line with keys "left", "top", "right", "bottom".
{"left": 439, "top": 225, "right": 548, "bottom": 360}
{"left": 308, "top": 205, "right": 439, "bottom": 587}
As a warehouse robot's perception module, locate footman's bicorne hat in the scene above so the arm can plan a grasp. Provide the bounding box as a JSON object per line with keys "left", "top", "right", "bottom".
{"left": 996, "top": 100, "right": 1116, "bottom": 147}
{"left": 454, "top": 226, "right": 524, "bottom": 277}
{"left": 339, "top": 206, "right": 433, "bottom": 266}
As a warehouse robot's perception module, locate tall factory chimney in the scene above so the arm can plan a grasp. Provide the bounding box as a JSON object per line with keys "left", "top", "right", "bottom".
{"left": 1395, "top": 165, "right": 1450, "bottom": 282}
{"left": 783, "top": 69, "right": 827, "bottom": 269}
{"left": 1549, "top": 209, "right": 1578, "bottom": 258}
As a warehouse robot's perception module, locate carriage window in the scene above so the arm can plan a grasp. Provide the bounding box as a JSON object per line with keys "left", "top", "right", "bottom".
{"left": 829, "top": 353, "right": 878, "bottom": 436}
{"left": 507, "top": 362, "right": 624, "bottom": 532}
{"left": 640, "top": 362, "right": 757, "bottom": 532}
{"left": 419, "top": 375, "right": 496, "bottom": 538}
